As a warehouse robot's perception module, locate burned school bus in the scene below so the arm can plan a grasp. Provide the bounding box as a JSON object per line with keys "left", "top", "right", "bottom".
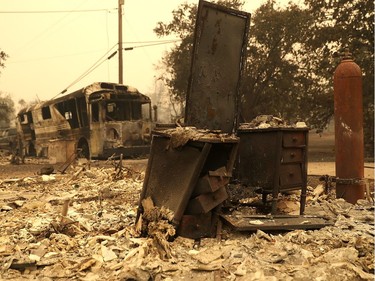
{"left": 16, "top": 82, "right": 152, "bottom": 162}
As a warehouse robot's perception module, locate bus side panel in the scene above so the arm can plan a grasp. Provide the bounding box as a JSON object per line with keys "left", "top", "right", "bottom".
{"left": 31, "top": 104, "right": 77, "bottom": 161}
{"left": 90, "top": 122, "right": 104, "bottom": 158}
{"left": 88, "top": 101, "right": 105, "bottom": 158}
{"left": 47, "top": 139, "right": 76, "bottom": 163}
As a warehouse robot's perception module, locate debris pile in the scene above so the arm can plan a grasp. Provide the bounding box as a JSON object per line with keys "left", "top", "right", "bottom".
{"left": 136, "top": 197, "right": 175, "bottom": 260}
{"left": 239, "top": 115, "right": 307, "bottom": 129}
{"left": 156, "top": 126, "right": 238, "bottom": 148}
{"left": 0, "top": 159, "right": 373, "bottom": 280}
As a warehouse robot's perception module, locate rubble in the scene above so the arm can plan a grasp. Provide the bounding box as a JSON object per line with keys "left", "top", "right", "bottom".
{"left": 156, "top": 126, "right": 238, "bottom": 148}
{"left": 0, "top": 159, "right": 373, "bottom": 280}
{"left": 238, "top": 115, "right": 307, "bottom": 129}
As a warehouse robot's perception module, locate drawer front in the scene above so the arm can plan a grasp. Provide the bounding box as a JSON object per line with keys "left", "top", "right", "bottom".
{"left": 279, "top": 164, "right": 302, "bottom": 187}
{"left": 281, "top": 148, "right": 303, "bottom": 163}
{"left": 283, "top": 132, "right": 306, "bottom": 147}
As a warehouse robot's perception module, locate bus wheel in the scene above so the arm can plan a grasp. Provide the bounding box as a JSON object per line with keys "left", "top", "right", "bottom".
{"left": 77, "top": 139, "right": 90, "bottom": 159}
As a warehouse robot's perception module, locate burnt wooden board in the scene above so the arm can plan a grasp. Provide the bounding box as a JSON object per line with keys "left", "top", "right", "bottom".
{"left": 221, "top": 214, "right": 333, "bottom": 231}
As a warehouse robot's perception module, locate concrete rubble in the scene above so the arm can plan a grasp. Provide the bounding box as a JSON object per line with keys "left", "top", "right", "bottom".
{"left": 0, "top": 156, "right": 374, "bottom": 280}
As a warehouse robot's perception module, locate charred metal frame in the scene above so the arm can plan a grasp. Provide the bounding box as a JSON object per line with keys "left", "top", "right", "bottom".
{"left": 137, "top": 131, "right": 239, "bottom": 238}
{"left": 185, "top": 0, "right": 251, "bottom": 133}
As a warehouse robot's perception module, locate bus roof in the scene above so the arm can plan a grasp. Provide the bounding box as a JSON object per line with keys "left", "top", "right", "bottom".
{"left": 17, "top": 82, "right": 149, "bottom": 115}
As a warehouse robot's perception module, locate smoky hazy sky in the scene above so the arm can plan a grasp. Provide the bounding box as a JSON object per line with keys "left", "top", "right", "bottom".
{"left": 0, "top": 0, "right": 293, "bottom": 106}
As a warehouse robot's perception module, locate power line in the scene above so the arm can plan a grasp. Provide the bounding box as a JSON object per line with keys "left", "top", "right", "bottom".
{"left": 123, "top": 39, "right": 181, "bottom": 50}
{"left": 8, "top": 40, "right": 182, "bottom": 64}
{"left": 56, "top": 44, "right": 118, "bottom": 98}
{"left": 122, "top": 39, "right": 182, "bottom": 45}
{"left": 0, "top": 8, "right": 116, "bottom": 14}
{"left": 8, "top": 2, "right": 114, "bottom": 57}
{"left": 51, "top": 39, "right": 182, "bottom": 98}
{"left": 8, "top": 49, "right": 105, "bottom": 64}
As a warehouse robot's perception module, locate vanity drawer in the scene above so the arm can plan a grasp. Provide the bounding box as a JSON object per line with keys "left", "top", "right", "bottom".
{"left": 283, "top": 132, "right": 306, "bottom": 147}
{"left": 279, "top": 164, "right": 302, "bottom": 187}
{"left": 281, "top": 148, "right": 303, "bottom": 163}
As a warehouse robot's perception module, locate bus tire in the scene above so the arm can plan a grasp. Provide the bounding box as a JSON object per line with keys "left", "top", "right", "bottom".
{"left": 77, "top": 139, "right": 90, "bottom": 159}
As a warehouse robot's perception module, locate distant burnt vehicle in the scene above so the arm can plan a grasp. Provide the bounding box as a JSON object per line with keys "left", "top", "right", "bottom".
{"left": 16, "top": 82, "right": 153, "bottom": 162}
{"left": 0, "top": 127, "right": 17, "bottom": 151}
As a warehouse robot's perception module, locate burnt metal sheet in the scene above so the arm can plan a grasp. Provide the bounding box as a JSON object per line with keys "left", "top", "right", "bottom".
{"left": 137, "top": 128, "right": 240, "bottom": 238}
{"left": 185, "top": 1, "right": 251, "bottom": 133}
{"left": 221, "top": 214, "right": 333, "bottom": 231}
{"left": 138, "top": 135, "right": 211, "bottom": 225}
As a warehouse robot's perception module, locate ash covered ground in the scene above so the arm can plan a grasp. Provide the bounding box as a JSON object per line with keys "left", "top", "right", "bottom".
{"left": 0, "top": 153, "right": 374, "bottom": 281}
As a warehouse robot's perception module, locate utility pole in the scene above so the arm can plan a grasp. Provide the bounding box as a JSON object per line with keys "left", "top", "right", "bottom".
{"left": 118, "top": 0, "right": 124, "bottom": 84}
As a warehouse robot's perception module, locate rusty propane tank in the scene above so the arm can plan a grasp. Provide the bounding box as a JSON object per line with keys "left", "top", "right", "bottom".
{"left": 333, "top": 49, "right": 365, "bottom": 204}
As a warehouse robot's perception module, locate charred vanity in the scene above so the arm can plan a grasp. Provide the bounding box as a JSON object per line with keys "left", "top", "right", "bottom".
{"left": 135, "top": 0, "right": 333, "bottom": 239}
